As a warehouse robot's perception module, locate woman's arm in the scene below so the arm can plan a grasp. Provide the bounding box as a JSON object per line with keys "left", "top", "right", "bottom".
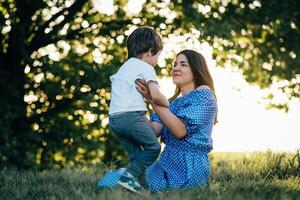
{"left": 147, "top": 81, "right": 169, "bottom": 108}
{"left": 151, "top": 122, "right": 163, "bottom": 137}
{"left": 136, "top": 80, "right": 187, "bottom": 139}
{"left": 149, "top": 101, "right": 187, "bottom": 139}
{"left": 144, "top": 115, "right": 163, "bottom": 137}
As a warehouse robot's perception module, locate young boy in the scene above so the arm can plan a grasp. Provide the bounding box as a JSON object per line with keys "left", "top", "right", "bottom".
{"left": 108, "top": 27, "right": 169, "bottom": 193}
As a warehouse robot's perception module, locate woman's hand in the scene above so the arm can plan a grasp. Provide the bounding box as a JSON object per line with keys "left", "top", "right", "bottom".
{"left": 135, "top": 79, "right": 152, "bottom": 101}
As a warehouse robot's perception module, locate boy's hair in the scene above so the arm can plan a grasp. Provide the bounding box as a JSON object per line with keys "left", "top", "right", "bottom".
{"left": 127, "top": 26, "right": 163, "bottom": 59}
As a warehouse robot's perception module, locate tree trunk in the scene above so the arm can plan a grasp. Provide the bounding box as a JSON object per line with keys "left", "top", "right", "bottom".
{"left": 0, "top": 18, "right": 36, "bottom": 167}
{"left": 0, "top": 50, "right": 36, "bottom": 167}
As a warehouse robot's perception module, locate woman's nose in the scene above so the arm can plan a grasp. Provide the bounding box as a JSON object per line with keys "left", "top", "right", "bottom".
{"left": 172, "top": 65, "right": 180, "bottom": 71}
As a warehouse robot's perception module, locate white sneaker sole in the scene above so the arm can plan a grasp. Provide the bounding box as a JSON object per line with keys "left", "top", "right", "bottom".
{"left": 117, "top": 181, "right": 140, "bottom": 194}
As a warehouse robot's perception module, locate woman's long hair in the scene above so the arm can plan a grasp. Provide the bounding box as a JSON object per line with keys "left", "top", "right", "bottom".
{"left": 169, "top": 49, "right": 218, "bottom": 123}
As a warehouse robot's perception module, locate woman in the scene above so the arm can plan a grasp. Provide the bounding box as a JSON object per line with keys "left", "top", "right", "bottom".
{"left": 137, "top": 49, "right": 218, "bottom": 192}
{"left": 98, "top": 49, "right": 217, "bottom": 192}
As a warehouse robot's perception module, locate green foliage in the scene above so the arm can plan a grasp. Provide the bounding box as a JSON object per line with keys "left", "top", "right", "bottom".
{"left": 0, "top": 0, "right": 299, "bottom": 168}
{"left": 1, "top": 151, "right": 299, "bottom": 199}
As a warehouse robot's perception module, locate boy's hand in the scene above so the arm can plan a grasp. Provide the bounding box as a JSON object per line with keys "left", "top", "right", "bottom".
{"left": 135, "top": 79, "right": 152, "bottom": 101}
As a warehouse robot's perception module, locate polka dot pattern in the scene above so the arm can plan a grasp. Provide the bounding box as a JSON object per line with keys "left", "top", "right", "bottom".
{"left": 98, "top": 168, "right": 126, "bottom": 189}
{"left": 147, "top": 88, "right": 217, "bottom": 192}
{"left": 98, "top": 88, "right": 217, "bottom": 192}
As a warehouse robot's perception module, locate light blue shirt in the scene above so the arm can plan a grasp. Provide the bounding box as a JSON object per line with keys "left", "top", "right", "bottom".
{"left": 109, "top": 57, "right": 157, "bottom": 115}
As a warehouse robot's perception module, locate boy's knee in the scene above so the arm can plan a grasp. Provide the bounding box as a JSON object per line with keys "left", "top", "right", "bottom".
{"left": 152, "top": 142, "right": 161, "bottom": 154}
{"left": 144, "top": 141, "right": 161, "bottom": 157}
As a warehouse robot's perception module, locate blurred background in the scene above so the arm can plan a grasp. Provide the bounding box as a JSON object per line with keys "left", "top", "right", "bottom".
{"left": 0, "top": 0, "right": 299, "bottom": 169}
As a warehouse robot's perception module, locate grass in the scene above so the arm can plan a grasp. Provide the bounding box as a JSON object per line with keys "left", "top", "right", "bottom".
{"left": 1, "top": 150, "right": 300, "bottom": 200}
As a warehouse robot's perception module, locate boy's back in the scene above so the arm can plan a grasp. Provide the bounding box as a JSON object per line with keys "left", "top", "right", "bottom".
{"left": 109, "top": 57, "right": 157, "bottom": 115}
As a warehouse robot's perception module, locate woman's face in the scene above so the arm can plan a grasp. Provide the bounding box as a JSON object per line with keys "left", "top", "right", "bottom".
{"left": 171, "top": 53, "right": 194, "bottom": 87}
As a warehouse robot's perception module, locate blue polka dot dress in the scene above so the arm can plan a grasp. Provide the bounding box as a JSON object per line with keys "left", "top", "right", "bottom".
{"left": 98, "top": 88, "right": 217, "bottom": 192}
{"left": 146, "top": 88, "right": 217, "bottom": 192}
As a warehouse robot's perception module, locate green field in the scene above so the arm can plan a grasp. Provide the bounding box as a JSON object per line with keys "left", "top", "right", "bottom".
{"left": 1, "top": 151, "right": 299, "bottom": 200}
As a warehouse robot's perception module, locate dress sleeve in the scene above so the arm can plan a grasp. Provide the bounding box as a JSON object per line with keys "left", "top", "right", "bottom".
{"left": 176, "top": 90, "right": 217, "bottom": 135}
{"left": 150, "top": 113, "right": 162, "bottom": 124}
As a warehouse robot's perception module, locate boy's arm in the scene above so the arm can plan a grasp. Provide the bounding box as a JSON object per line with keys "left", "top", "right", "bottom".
{"left": 147, "top": 81, "right": 169, "bottom": 108}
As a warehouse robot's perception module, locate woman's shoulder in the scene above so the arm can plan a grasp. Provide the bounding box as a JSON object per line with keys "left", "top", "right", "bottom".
{"left": 196, "top": 85, "right": 211, "bottom": 90}
{"left": 190, "top": 86, "right": 215, "bottom": 100}
{"left": 172, "top": 86, "right": 216, "bottom": 108}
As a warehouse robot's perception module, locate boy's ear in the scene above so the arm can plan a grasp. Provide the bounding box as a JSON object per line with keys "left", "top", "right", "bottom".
{"left": 146, "top": 50, "right": 153, "bottom": 57}
{"left": 141, "top": 50, "right": 153, "bottom": 59}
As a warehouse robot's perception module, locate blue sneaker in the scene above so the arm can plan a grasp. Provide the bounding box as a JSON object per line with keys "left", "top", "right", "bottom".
{"left": 117, "top": 171, "right": 142, "bottom": 193}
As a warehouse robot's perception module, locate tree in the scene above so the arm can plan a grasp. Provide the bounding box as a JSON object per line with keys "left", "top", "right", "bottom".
{"left": 0, "top": 0, "right": 299, "bottom": 168}
{"left": 0, "top": 0, "right": 130, "bottom": 168}
{"left": 196, "top": 0, "right": 300, "bottom": 111}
